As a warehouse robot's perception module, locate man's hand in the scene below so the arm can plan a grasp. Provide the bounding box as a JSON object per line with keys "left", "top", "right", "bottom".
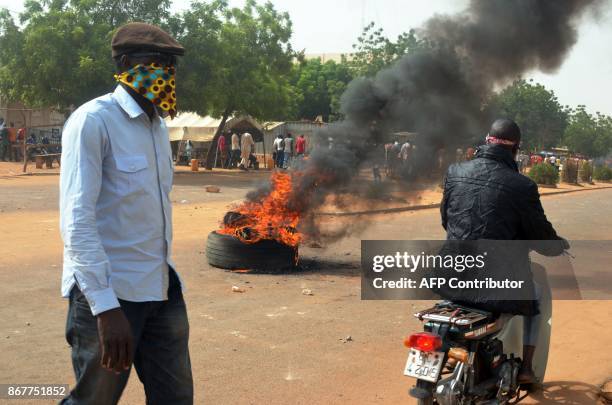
{"left": 96, "top": 308, "right": 133, "bottom": 374}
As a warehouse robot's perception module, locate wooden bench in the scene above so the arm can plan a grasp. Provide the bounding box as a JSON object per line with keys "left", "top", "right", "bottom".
{"left": 34, "top": 153, "right": 61, "bottom": 169}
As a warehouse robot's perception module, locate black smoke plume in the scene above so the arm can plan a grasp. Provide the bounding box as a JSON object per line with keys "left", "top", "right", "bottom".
{"left": 248, "top": 0, "right": 602, "bottom": 242}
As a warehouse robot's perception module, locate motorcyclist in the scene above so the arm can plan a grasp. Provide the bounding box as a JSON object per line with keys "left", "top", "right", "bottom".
{"left": 440, "top": 118, "right": 569, "bottom": 384}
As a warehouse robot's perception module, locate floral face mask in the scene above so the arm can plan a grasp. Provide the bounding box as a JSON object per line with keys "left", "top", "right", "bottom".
{"left": 115, "top": 63, "right": 177, "bottom": 118}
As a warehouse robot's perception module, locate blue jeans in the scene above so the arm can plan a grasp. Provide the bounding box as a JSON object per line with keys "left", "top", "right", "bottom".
{"left": 283, "top": 152, "right": 292, "bottom": 168}
{"left": 61, "top": 270, "right": 193, "bottom": 405}
{"left": 275, "top": 150, "right": 284, "bottom": 168}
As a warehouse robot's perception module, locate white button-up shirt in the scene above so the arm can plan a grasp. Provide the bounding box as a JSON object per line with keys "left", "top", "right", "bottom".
{"left": 60, "top": 85, "right": 179, "bottom": 316}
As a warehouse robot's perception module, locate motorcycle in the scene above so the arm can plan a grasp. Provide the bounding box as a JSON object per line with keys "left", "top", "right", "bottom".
{"left": 404, "top": 266, "right": 552, "bottom": 404}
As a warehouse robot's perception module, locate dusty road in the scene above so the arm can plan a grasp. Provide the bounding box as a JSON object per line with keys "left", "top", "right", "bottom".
{"left": 0, "top": 163, "right": 610, "bottom": 404}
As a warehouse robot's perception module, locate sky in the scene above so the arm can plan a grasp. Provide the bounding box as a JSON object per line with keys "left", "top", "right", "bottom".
{"left": 1, "top": 0, "right": 611, "bottom": 114}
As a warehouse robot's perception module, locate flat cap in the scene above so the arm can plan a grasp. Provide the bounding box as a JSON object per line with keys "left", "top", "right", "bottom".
{"left": 111, "top": 22, "right": 185, "bottom": 58}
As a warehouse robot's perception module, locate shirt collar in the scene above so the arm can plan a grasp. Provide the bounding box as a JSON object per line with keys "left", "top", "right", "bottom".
{"left": 112, "top": 85, "right": 146, "bottom": 119}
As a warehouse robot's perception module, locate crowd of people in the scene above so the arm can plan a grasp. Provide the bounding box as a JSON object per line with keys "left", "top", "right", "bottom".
{"left": 212, "top": 131, "right": 257, "bottom": 170}
{"left": 379, "top": 135, "right": 595, "bottom": 183}
{"left": 0, "top": 117, "right": 60, "bottom": 163}
{"left": 0, "top": 118, "right": 27, "bottom": 161}
{"left": 383, "top": 139, "right": 417, "bottom": 179}
{"left": 272, "top": 133, "right": 306, "bottom": 169}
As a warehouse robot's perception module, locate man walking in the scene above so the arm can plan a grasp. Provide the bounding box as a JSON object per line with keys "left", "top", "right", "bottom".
{"left": 239, "top": 132, "right": 254, "bottom": 171}
{"left": 230, "top": 132, "right": 240, "bottom": 168}
{"left": 283, "top": 133, "right": 293, "bottom": 168}
{"left": 273, "top": 134, "right": 284, "bottom": 168}
{"left": 295, "top": 134, "right": 306, "bottom": 158}
{"left": 7, "top": 122, "right": 16, "bottom": 161}
{"left": 0, "top": 118, "right": 8, "bottom": 161}
{"left": 59, "top": 22, "right": 193, "bottom": 404}
{"left": 217, "top": 132, "right": 227, "bottom": 168}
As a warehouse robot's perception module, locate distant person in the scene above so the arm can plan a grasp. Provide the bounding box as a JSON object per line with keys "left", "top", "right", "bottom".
{"left": 295, "top": 134, "right": 306, "bottom": 157}
{"left": 14, "top": 126, "right": 26, "bottom": 161}
{"left": 516, "top": 152, "right": 526, "bottom": 173}
{"left": 17, "top": 126, "right": 26, "bottom": 142}
{"left": 283, "top": 133, "right": 293, "bottom": 168}
{"left": 273, "top": 134, "right": 284, "bottom": 168}
{"left": 0, "top": 120, "right": 8, "bottom": 161}
{"left": 217, "top": 133, "right": 227, "bottom": 168}
{"left": 400, "top": 140, "right": 413, "bottom": 176}
{"left": 455, "top": 147, "right": 464, "bottom": 163}
{"left": 466, "top": 147, "right": 475, "bottom": 161}
{"left": 230, "top": 132, "right": 240, "bottom": 168}
{"left": 184, "top": 140, "right": 193, "bottom": 161}
{"left": 372, "top": 164, "right": 382, "bottom": 183}
{"left": 239, "top": 132, "right": 254, "bottom": 171}
{"left": 7, "top": 122, "right": 16, "bottom": 161}
{"left": 400, "top": 141, "right": 411, "bottom": 161}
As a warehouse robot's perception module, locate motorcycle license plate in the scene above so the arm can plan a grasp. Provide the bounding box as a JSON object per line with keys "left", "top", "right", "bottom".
{"left": 404, "top": 349, "right": 444, "bottom": 383}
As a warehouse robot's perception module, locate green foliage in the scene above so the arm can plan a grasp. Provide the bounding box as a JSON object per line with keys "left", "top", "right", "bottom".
{"left": 528, "top": 163, "right": 559, "bottom": 185}
{"left": 489, "top": 79, "right": 568, "bottom": 151}
{"left": 0, "top": 0, "right": 171, "bottom": 110}
{"left": 346, "top": 22, "right": 427, "bottom": 78}
{"left": 579, "top": 160, "right": 593, "bottom": 183}
{"left": 0, "top": 0, "right": 295, "bottom": 122}
{"left": 0, "top": 9, "right": 24, "bottom": 103}
{"left": 563, "top": 106, "right": 612, "bottom": 158}
{"left": 289, "top": 58, "right": 353, "bottom": 121}
{"left": 176, "top": 0, "right": 296, "bottom": 121}
{"left": 593, "top": 165, "right": 612, "bottom": 181}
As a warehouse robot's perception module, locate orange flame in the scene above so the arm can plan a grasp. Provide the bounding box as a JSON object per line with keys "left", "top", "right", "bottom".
{"left": 219, "top": 171, "right": 302, "bottom": 246}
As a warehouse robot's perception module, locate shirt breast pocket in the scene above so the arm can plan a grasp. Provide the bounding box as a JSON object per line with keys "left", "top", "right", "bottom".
{"left": 114, "top": 155, "right": 150, "bottom": 195}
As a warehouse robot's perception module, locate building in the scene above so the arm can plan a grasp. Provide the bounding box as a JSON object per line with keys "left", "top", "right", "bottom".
{"left": 0, "top": 97, "right": 65, "bottom": 128}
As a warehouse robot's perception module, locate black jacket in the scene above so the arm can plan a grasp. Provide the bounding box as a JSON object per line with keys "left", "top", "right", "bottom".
{"left": 438, "top": 144, "right": 566, "bottom": 315}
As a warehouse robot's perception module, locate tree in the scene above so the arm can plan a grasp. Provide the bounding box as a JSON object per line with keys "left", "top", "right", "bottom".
{"left": 0, "top": 0, "right": 172, "bottom": 111}
{"left": 177, "top": 0, "right": 296, "bottom": 169}
{"left": 490, "top": 79, "right": 568, "bottom": 151}
{"left": 290, "top": 58, "right": 352, "bottom": 122}
{"left": 563, "top": 106, "right": 612, "bottom": 157}
{"left": 346, "top": 22, "right": 427, "bottom": 78}
{"left": 0, "top": 9, "right": 24, "bottom": 104}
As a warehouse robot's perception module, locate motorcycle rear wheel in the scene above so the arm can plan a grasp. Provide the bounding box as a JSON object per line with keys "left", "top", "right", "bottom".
{"left": 416, "top": 380, "right": 435, "bottom": 405}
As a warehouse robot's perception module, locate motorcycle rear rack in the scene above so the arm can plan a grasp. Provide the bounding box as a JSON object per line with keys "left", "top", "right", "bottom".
{"left": 414, "top": 304, "right": 490, "bottom": 326}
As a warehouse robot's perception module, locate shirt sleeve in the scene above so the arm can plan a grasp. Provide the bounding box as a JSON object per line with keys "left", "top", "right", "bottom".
{"left": 520, "top": 181, "right": 566, "bottom": 256}
{"left": 60, "top": 111, "right": 120, "bottom": 316}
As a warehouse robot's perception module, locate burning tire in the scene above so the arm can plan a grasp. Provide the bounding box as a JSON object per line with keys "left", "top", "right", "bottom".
{"left": 206, "top": 231, "right": 298, "bottom": 271}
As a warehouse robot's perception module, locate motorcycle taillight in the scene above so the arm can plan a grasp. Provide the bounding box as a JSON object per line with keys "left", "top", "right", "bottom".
{"left": 404, "top": 332, "right": 442, "bottom": 352}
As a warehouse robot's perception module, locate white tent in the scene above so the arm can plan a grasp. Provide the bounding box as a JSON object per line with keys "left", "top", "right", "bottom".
{"left": 165, "top": 113, "right": 264, "bottom": 143}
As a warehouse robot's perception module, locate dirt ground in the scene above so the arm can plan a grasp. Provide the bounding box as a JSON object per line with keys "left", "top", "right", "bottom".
{"left": 0, "top": 161, "right": 610, "bottom": 405}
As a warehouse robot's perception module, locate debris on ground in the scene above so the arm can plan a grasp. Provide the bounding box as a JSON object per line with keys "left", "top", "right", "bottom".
{"left": 302, "top": 288, "right": 314, "bottom": 296}
{"left": 205, "top": 185, "right": 220, "bottom": 193}
{"left": 309, "top": 242, "right": 322, "bottom": 248}
{"left": 180, "top": 199, "right": 189, "bottom": 204}
{"left": 231, "top": 286, "right": 246, "bottom": 293}
{"left": 339, "top": 335, "right": 353, "bottom": 343}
